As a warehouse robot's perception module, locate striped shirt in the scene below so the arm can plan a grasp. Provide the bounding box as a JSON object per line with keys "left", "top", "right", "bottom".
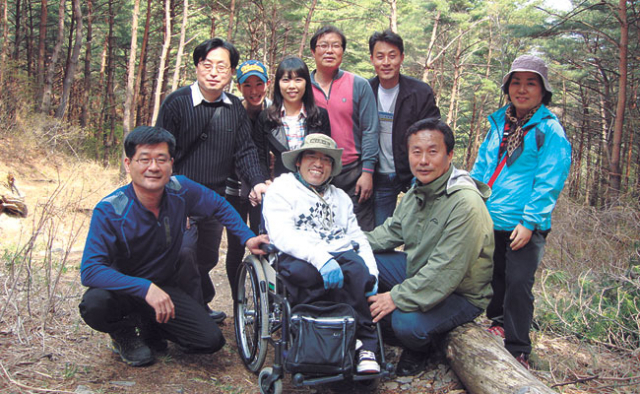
{"left": 156, "top": 83, "right": 266, "bottom": 194}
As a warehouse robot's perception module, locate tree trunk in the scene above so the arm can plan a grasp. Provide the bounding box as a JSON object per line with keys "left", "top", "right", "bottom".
{"left": 171, "top": 0, "right": 188, "bottom": 92}
{"left": 40, "top": 0, "right": 65, "bottom": 114}
{"left": 102, "top": 0, "right": 116, "bottom": 167}
{"left": 55, "top": 0, "right": 83, "bottom": 119}
{"left": 122, "top": 0, "right": 141, "bottom": 177}
{"left": 297, "top": 0, "right": 317, "bottom": 58}
{"left": 13, "top": 0, "right": 22, "bottom": 61}
{"left": 388, "top": 0, "right": 397, "bottom": 32}
{"left": 444, "top": 323, "right": 556, "bottom": 394}
{"left": 134, "top": 0, "right": 152, "bottom": 127}
{"left": 36, "top": 0, "right": 47, "bottom": 94}
{"left": 0, "top": 0, "right": 8, "bottom": 86}
{"left": 446, "top": 32, "right": 462, "bottom": 125}
{"left": 25, "top": 0, "right": 34, "bottom": 76}
{"left": 608, "top": 0, "right": 628, "bottom": 195}
{"left": 422, "top": 10, "right": 440, "bottom": 83}
{"left": 80, "top": 0, "right": 92, "bottom": 128}
{"left": 227, "top": 0, "right": 235, "bottom": 41}
{"left": 151, "top": 0, "right": 172, "bottom": 125}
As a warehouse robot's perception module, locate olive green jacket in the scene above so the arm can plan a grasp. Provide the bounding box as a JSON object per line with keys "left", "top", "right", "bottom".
{"left": 366, "top": 165, "right": 494, "bottom": 312}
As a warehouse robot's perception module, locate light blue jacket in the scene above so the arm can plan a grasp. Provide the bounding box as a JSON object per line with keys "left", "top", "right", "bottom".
{"left": 470, "top": 104, "right": 571, "bottom": 232}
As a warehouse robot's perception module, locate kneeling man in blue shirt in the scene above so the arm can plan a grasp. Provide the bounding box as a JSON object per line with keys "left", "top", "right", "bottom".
{"left": 79, "top": 126, "right": 268, "bottom": 367}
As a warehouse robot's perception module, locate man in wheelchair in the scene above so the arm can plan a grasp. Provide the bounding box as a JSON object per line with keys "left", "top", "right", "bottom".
{"left": 262, "top": 134, "right": 381, "bottom": 374}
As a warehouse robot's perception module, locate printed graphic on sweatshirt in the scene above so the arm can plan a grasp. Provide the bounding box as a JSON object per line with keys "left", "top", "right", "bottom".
{"left": 294, "top": 201, "right": 345, "bottom": 242}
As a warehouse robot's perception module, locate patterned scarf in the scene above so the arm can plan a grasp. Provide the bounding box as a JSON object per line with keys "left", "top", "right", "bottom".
{"left": 504, "top": 103, "right": 541, "bottom": 158}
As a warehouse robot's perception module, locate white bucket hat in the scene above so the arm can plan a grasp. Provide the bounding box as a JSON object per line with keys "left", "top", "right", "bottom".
{"left": 501, "top": 55, "right": 553, "bottom": 93}
{"left": 281, "top": 134, "right": 343, "bottom": 177}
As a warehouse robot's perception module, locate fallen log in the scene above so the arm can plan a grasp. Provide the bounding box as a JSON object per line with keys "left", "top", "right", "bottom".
{"left": 1, "top": 173, "right": 28, "bottom": 218}
{"left": 444, "top": 322, "right": 556, "bottom": 394}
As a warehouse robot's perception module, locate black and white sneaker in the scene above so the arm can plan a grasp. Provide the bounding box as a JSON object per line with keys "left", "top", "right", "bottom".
{"left": 356, "top": 350, "right": 380, "bottom": 374}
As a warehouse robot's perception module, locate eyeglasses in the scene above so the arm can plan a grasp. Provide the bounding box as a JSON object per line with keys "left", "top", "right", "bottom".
{"left": 316, "top": 43, "right": 342, "bottom": 51}
{"left": 198, "top": 62, "right": 231, "bottom": 73}
{"left": 135, "top": 156, "right": 171, "bottom": 167}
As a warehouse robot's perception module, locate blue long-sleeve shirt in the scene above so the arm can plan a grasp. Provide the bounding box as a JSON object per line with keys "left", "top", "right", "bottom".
{"left": 80, "top": 175, "right": 254, "bottom": 299}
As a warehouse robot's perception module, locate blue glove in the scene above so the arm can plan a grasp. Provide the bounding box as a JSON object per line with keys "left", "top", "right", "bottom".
{"left": 365, "top": 278, "right": 378, "bottom": 297}
{"left": 319, "top": 259, "right": 344, "bottom": 289}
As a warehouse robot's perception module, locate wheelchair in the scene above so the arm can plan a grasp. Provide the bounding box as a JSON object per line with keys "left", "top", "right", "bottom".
{"left": 234, "top": 243, "right": 394, "bottom": 394}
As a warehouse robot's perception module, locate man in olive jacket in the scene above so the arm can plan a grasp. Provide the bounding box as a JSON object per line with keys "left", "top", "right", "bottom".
{"left": 366, "top": 118, "right": 494, "bottom": 377}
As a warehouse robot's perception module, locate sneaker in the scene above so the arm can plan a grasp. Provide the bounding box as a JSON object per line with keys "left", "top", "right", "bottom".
{"left": 515, "top": 353, "right": 530, "bottom": 370}
{"left": 356, "top": 350, "right": 380, "bottom": 374}
{"left": 110, "top": 329, "right": 154, "bottom": 367}
{"left": 487, "top": 325, "right": 505, "bottom": 339}
{"left": 396, "top": 348, "right": 427, "bottom": 377}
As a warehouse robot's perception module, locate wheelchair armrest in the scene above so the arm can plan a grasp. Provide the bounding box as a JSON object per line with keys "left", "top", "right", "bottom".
{"left": 260, "top": 243, "right": 279, "bottom": 254}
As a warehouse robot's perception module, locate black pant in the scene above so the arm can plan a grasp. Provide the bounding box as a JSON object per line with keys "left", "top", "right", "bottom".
{"left": 79, "top": 286, "right": 225, "bottom": 353}
{"left": 177, "top": 215, "right": 224, "bottom": 306}
{"left": 487, "top": 229, "right": 548, "bottom": 356}
{"left": 277, "top": 250, "right": 378, "bottom": 352}
{"left": 225, "top": 194, "right": 261, "bottom": 297}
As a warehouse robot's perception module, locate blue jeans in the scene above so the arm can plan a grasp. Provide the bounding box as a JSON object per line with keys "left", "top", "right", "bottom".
{"left": 373, "top": 173, "right": 404, "bottom": 227}
{"left": 374, "top": 251, "right": 483, "bottom": 351}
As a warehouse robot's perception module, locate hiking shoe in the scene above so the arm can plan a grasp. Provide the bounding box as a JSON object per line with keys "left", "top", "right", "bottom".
{"left": 110, "top": 329, "right": 154, "bottom": 367}
{"left": 515, "top": 353, "right": 530, "bottom": 370}
{"left": 396, "top": 348, "right": 427, "bottom": 376}
{"left": 487, "top": 325, "right": 505, "bottom": 339}
{"left": 206, "top": 307, "right": 227, "bottom": 324}
{"left": 356, "top": 350, "right": 380, "bottom": 374}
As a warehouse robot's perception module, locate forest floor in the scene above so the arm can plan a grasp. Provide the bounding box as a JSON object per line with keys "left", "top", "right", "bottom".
{"left": 1, "top": 133, "right": 639, "bottom": 394}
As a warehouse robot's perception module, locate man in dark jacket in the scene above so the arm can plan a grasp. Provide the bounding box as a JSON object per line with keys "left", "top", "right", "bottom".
{"left": 156, "top": 39, "right": 268, "bottom": 322}
{"left": 79, "top": 126, "right": 268, "bottom": 367}
{"left": 368, "top": 30, "right": 441, "bottom": 225}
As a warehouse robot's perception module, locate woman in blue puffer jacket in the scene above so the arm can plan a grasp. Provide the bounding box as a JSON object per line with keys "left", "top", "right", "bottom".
{"left": 470, "top": 55, "right": 571, "bottom": 369}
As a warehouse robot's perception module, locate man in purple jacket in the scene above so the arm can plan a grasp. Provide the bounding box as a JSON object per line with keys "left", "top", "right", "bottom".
{"left": 78, "top": 126, "right": 267, "bottom": 367}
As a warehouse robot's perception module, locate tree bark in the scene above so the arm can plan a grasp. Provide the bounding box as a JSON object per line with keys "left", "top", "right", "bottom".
{"left": 0, "top": 0, "right": 8, "bottom": 86}
{"left": 80, "top": 0, "right": 92, "bottom": 128}
{"left": 388, "top": 0, "right": 397, "bottom": 32}
{"left": 122, "top": 0, "right": 141, "bottom": 177}
{"left": 36, "top": 0, "right": 47, "bottom": 94}
{"left": 40, "top": 0, "right": 65, "bottom": 114}
{"left": 422, "top": 10, "right": 440, "bottom": 83}
{"left": 608, "top": 0, "right": 628, "bottom": 195}
{"left": 445, "top": 323, "right": 556, "bottom": 394}
{"left": 171, "top": 0, "right": 188, "bottom": 92}
{"left": 151, "top": 0, "right": 172, "bottom": 125}
{"left": 134, "top": 0, "right": 152, "bottom": 127}
{"left": 55, "top": 0, "right": 83, "bottom": 119}
{"left": 297, "top": 0, "right": 317, "bottom": 58}
{"left": 227, "top": 0, "right": 235, "bottom": 41}
{"left": 102, "top": 0, "right": 116, "bottom": 167}
{"left": 13, "top": 0, "right": 22, "bottom": 61}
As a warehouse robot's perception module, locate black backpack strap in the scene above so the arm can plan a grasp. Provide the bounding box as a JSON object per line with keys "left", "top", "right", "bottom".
{"left": 174, "top": 105, "right": 221, "bottom": 169}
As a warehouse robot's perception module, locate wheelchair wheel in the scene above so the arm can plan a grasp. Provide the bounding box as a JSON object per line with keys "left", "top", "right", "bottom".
{"left": 234, "top": 255, "right": 269, "bottom": 373}
{"left": 258, "top": 367, "right": 282, "bottom": 394}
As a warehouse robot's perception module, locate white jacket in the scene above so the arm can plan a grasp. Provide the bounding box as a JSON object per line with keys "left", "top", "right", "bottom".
{"left": 263, "top": 172, "right": 378, "bottom": 277}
